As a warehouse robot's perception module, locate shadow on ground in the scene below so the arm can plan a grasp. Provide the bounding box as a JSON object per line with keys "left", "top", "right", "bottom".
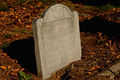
{"left": 80, "top": 17, "right": 120, "bottom": 39}
{"left": 80, "top": 16, "right": 120, "bottom": 49}
{"left": 2, "top": 17, "right": 120, "bottom": 75}
{"left": 71, "top": 0, "right": 120, "bottom": 6}
{"left": 3, "top": 37, "right": 37, "bottom": 74}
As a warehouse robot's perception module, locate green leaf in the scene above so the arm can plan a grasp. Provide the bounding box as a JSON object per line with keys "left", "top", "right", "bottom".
{"left": 18, "top": 71, "right": 26, "bottom": 78}
{"left": 26, "top": 75, "right": 32, "bottom": 79}
{"left": 19, "top": 77, "right": 24, "bottom": 80}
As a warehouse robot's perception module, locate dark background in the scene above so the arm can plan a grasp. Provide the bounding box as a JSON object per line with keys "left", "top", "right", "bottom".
{"left": 71, "top": 0, "right": 120, "bottom": 6}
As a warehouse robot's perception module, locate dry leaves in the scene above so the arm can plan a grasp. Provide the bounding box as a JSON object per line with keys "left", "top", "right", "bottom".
{"left": 88, "top": 52, "right": 95, "bottom": 55}
{"left": 0, "top": 52, "right": 24, "bottom": 77}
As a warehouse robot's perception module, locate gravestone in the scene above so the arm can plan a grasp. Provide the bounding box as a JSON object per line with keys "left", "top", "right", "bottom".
{"left": 32, "top": 4, "right": 82, "bottom": 80}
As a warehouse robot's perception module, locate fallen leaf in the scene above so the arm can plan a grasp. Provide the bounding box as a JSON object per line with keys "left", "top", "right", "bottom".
{"left": 15, "top": 60, "right": 18, "bottom": 63}
{"left": 110, "top": 47, "right": 113, "bottom": 51}
{"left": 108, "top": 40, "right": 112, "bottom": 45}
{"left": 11, "top": 60, "right": 15, "bottom": 63}
{"left": 90, "top": 66, "right": 100, "bottom": 71}
{"left": 22, "top": 7, "right": 26, "bottom": 10}
{"left": 20, "top": 68, "right": 24, "bottom": 71}
{"left": 37, "top": 2, "right": 42, "bottom": 7}
{"left": 0, "top": 43, "right": 2, "bottom": 45}
{"left": 7, "top": 65, "right": 12, "bottom": 69}
{"left": 90, "top": 67, "right": 95, "bottom": 71}
{"left": 86, "top": 72, "right": 92, "bottom": 75}
{"left": 57, "top": 76, "right": 60, "bottom": 79}
{"left": 10, "top": 72, "right": 18, "bottom": 76}
{"left": 18, "top": 19, "right": 21, "bottom": 22}
{"left": 116, "top": 9, "right": 120, "bottom": 12}
{"left": 14, "top": 26, "right": 19, "bottom": 28}
{"left": 30, "top": 6, "right": 33, "bottom": 9}
{"left": 0, "top": 53, "right": 7, "bottom": 56}
{"left": 105, "top": 43, "right": 109, "bottom": 47}
{"left": 89, "top": 52, "right": 95, "bottom": 55}
{"left": 26, "top": 25, "right": 31, "bottom": 28}
{"left": 15, "top": 16, "right": 18, "bottom": 19}
{"left": 112, "top": 52, "right": 116, "bottom": 55}
{"left": 0, "top": 66, "right": 7, "bottom": 70}
{"left": 116, "top": 55, "right": 120, "bottom": 59}
{"left": 98, "top": 32, "right": 102, "bottom": 37}
{"left": 11, "top": 68, "right": 20, "bottom": 72}
{"left": 112, "top": 8, "right": 116, "bottom": 11}
{"left": 15, "top": 34, "right": 19, "bottom": 37}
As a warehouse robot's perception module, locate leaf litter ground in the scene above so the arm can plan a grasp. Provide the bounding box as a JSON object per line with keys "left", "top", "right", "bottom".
{"left": 0, "top": 0, "right": 120, "bottom": 80}
{"left": 1, "top": 32, "right": 120, "bottom": 80}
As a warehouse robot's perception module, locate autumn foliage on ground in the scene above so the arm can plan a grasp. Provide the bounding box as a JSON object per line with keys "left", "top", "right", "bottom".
{"left": 0, "top": 0, "right": 120, "bottom": 80}
{"left": 0, "top": 0, "right": 120, "bottom": 44}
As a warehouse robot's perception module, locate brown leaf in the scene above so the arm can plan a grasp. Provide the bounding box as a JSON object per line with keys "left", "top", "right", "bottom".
{"left": 26, "top": 25, "right": 31, "bottom": 28}
{"left": 89, "top": 52, "right": 95, "bottom": 55}
{"left": 86, "top": 72, "right": 92, "bottom": 75}
{"left": 11, "top": 60, "right": 15, "bottom": 63}
{"left": 15, "top": 34, "right": 19, "bottom": 37}
{"left": 20, "top": 68, "right": 24, "bottom": 71}
{"left": 7, "top": 65, "right": 12, "bottom": 69}
{"left": 90, "top": 66, "right": 100, "bottom": 71}
{"left": 112, "top": 52, "right": 116, "bottom": 55}
{"left": 0, "top": 53, "right": 7, "bottom": 56}
{"left": 116, "top": 55, "right": 120, "bottom": 59}
{"left": 0, "top": 66, "right": 7, "bottom": 70}
{"left": 56, "top": 76, "right": 60, "bottom": 79}
{"left": 105, "top": 43, "right": 109, "bottom": 47}
{"left": 112, "top": 8, "right": 116, "bottom": 11}
{"left": 10, "top": 72, "right": 18, "bottom": 76}
{"left": 110, "top": 47, "right": 113, "bottom": 51}
{"left": 11, "top": 68, "right": 20, "bottom": 72}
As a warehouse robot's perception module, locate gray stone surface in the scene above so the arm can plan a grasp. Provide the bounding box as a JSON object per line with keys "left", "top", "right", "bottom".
{"left": 97, "top": 62, "right": 120, "bottom": 80}
{"left": 97, "top": 70, "right": 115, "bottom": 79}
{"left": 109, "top": 62, "right": 120, "bottom": 74}
{"left": 32, "top": 4, "right": 81, "bottom": 80}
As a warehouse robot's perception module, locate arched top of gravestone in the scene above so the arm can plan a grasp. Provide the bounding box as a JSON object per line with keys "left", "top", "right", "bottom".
{"left": 42, "top": 4, "right": 73, "bottom": 22}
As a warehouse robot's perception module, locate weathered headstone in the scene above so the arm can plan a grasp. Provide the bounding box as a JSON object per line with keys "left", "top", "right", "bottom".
{"left": 32, "top": 4, "right": 82, "bottom": 80}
